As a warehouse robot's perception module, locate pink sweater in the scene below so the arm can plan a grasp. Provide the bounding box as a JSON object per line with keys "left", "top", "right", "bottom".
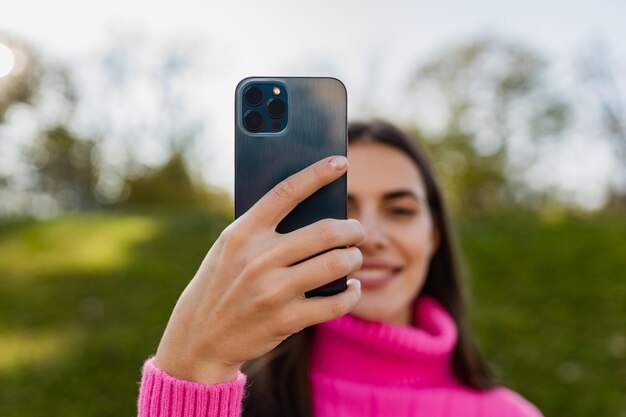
{"left": 138, "top": 296, "right": 543, "bottom": 417}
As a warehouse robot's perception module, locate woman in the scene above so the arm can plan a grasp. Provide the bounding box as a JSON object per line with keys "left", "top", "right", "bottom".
{"left": 138, "top": 120, "right": 543, "bottom": 417}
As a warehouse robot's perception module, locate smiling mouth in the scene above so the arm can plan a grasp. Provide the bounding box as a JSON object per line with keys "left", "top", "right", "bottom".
{"left": 349, "top": 267, "right": 402, "bottom": 288}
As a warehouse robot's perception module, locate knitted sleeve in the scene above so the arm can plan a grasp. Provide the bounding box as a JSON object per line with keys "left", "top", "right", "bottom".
{"left": 138, "top": 357, "right": 247, "bottom": 417}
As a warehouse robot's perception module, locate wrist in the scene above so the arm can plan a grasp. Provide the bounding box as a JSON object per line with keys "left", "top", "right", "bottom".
{"left": 154, "top": 353, "right": 241, "bottom": 385}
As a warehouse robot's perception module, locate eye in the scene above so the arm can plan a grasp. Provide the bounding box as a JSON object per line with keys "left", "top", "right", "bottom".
{"left": 388, "top": 207, "right": 417, "bottom": 217}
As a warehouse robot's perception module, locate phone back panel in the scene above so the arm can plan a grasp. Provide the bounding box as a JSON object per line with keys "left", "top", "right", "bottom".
{"left": 235, "top": 77, "right": 347, "bottom": 296}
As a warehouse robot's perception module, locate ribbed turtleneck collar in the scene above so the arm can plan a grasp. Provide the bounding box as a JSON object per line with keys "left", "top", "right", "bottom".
{"left": 309, "top": 296, "right": 460, "bottom": 388}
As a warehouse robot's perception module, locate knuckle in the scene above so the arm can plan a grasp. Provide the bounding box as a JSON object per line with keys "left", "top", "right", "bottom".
{"left": 253, "top": 287, "right": 282, "bottom": 311}
{"left": 277, "top": 308, "right": 301, "bottom": 335}
{"left": 274, "top": 271, "right": 295, "bottom": 294}
{"left": 330, "top": 297, "right": 349, "bottom": 317}
{"left": 272, "top": 179, "right": 298, "bottom": 201}
{"left": 325, "top": 250, "right": 350, "bottom": 275}
{"left": 239, "top": 251, "right": 272, "bottom": 282}
{"left": 319, "top": 220, "right": 341, "bottom": 245}
{"left": 350, "top": 247, "right": 363, "bottom": 269}
{"left": 351, "top": 219, "right": 365, "bottom": 240}
{"left": 220, "top": 223, "right": 236, "bottom": 242}
{"left": 221, "top": 224, "right": 247, "bottom": 251}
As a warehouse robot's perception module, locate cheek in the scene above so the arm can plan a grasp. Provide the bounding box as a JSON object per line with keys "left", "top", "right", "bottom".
{"left": 392, "top": 220, "right": 435, "bottom": 266}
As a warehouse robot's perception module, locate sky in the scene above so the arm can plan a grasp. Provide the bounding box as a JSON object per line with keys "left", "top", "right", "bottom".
{"left": 1, "top": 0, "right": 625, "bottom": 209}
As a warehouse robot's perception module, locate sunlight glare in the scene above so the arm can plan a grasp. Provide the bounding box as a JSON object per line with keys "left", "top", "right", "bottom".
{"left": 0, "top": 41, "right": 15, "bottom": 77}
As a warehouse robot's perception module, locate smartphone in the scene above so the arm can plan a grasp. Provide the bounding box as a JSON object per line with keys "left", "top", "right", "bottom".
{"left": 234, "top": 77, "right": 347, "bottom": 298}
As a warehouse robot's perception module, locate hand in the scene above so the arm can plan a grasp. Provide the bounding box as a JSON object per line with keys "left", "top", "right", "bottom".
{"left": 154, "top": 155, "right": 364, "bottom": 384}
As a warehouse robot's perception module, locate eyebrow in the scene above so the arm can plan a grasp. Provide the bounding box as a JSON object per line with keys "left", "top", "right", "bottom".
{"left": 348, "top": 189, "right": 426, "bottom": 204}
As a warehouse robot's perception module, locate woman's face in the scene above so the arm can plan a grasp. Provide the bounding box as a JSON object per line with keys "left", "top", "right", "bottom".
{"left": 347, "top": 141, "right": 439, "bottom": 326}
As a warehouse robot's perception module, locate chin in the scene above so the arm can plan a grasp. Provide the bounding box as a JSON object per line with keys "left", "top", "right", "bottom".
{"left": 351, "top": 284, "right": 421, "bottom": 325}
{"left": 350, "top": 302, "right": 399, "bottom": 324}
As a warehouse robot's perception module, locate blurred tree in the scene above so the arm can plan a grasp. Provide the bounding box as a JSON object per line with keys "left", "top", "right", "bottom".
{"left": 0, "top": 34, "right": 41, "bottom": 123}
{"left": 0, "top": 31, "right": 228, "bottom": 216}
{"left": 408, "top": 38, "right": 572, "bottom": 215}
{"left": 121, "top": 151, "right": 232, "bottom": 215}
{"left": 0, "top": 33, "right": 81, "bottom": 215}
{"left": 29, "top": 126, "right": 99, "bottom": 210}
{"left": 67, "top": 33, "right": 227, "bottom": 212}
{"left": 575, "top": 43, "right": 626, "bottom": 209}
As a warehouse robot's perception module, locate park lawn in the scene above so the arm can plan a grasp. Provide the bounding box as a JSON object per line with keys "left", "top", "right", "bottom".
{"left": 0, "top": 209, "right": 624, "bottom": 416}
{"left": 457, "top": 213, "right": 626, "bottom": 416}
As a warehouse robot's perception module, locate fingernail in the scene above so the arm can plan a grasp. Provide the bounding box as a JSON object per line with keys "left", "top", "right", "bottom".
{"left": 329, "top": 156, "right": 347, "bottom": 170}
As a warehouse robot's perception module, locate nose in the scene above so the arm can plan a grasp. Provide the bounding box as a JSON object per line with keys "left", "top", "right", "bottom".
{"left": 355, "top": 209, "right": 389, "bottom": 253}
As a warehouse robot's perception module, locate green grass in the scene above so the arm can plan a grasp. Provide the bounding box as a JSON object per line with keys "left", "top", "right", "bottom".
{"left": 458, "top": 213, "right": 626, "bottom": 416}
{"left": 0, "top": 209, "right": 624, "bottom": 416}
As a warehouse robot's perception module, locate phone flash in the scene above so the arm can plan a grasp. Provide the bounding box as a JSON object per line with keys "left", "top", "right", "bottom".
{"left": 272, "top": 86, "right": 281, "bottom": 95}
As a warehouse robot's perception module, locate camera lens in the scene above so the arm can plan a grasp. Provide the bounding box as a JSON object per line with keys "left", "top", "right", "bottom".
{"left": 244, "top": 110, "right": 263, "bottom": 131}
{"left": 266, "top": 98, "right": 286, "bottom": 118}
{"left": 244, "top": 86, "right": 263, "bottom": 106}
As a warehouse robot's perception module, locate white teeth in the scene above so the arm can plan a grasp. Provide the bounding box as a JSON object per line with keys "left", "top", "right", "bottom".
{"left": 352, "top": 268, "right": 395, "bottom": 280}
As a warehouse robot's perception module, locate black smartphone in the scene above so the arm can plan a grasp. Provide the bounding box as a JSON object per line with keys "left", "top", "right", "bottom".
{"left": 234, "top": 77, "right": 348, "bottom": 298}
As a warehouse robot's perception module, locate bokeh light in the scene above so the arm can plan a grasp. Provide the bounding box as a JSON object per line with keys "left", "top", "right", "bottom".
{"left": 0, "top": 41, "right": 15, "bottom": 77}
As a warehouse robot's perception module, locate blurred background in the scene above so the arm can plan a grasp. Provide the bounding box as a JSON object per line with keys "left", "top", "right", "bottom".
{"left": 1, "top": 1, "right": 625, "bottom": 415}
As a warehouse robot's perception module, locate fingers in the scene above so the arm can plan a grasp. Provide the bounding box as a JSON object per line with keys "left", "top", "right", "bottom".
{"left": 275, "top": 218, "right": 364, "bottom": 267}
{"left": 295, "top": 279, "right": 362, "bottom": 328}
{"left": 241, "top": 155, "right": 348, "bottom": 230}
{"left": 283, "top": 246, "right": 363, "bottom": 295}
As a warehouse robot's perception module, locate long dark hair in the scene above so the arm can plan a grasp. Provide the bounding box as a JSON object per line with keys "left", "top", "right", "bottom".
{"left": 241, "top": 119, "right": 498, "bottom": 417}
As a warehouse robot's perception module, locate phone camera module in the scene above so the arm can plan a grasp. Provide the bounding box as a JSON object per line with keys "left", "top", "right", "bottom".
{"left": 266, "top": 98, "right": 286, "bottom": 119}
{"left": 244, "top": 86, "right": 263, "bottom": 106}
{"left": 244, "top": 110, "right": 263, "bottom": 131}
{"left": 240, "top": 82, "right": 287, "bottom": 134}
